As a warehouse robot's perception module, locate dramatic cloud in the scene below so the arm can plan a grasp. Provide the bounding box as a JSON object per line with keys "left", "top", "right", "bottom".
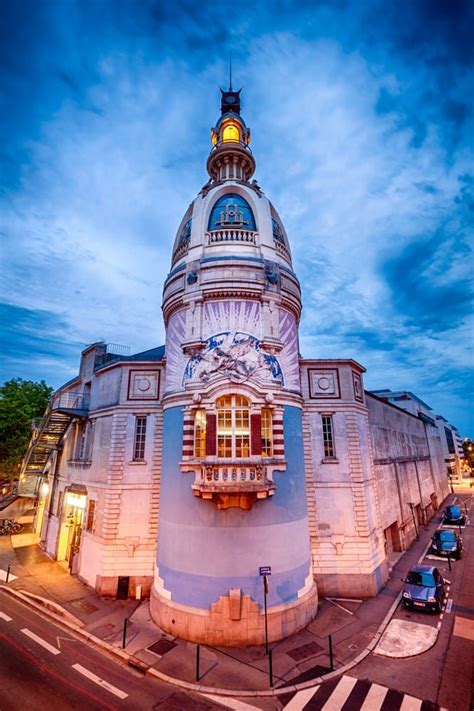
{"left": 1, "top": 0, "right": 473, "bottom": 433}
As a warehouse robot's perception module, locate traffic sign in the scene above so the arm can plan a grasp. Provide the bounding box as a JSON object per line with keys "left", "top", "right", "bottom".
{"left": 259, "top": 566, "right": 271, "bottom": 576}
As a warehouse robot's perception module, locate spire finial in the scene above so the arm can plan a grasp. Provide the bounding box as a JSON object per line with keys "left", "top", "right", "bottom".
{"left": 229, "top": 52, "right": 233, "bottom": 91}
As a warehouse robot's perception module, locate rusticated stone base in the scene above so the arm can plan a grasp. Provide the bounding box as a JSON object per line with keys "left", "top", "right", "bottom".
{"left": 150, "top": 582, "right": 318, "bottom": 646}
{"left": 314, "top": 559, "right": 389, "bottom": 598}
{"left": 95, "top": 574, "right": 153, "bottom": 599}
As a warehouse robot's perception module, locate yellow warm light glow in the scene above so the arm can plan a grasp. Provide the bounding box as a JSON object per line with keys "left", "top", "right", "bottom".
{"left": 40, "top": 481, "right": 50, "bottom": 497}
{"left": 211, "top": 130, "right": 217, "bottom": 146}
{"left": 222, "top": 124, "right": 240, "bottom": 142}
{"left": 66, "top": 492, "right": 87, "bottom": 509}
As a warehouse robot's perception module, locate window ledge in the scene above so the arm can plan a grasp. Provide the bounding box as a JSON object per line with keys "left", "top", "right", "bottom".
{"left": 128, "top": 460, "right": 147, "bottom": 466}
{"left": 321, "top": 457, "right": 339, "bottom": 464}
{"left": 67, "top": 460, "right": 92, "bottom": 467}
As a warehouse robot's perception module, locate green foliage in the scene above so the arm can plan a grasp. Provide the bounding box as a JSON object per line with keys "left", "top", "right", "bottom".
{"left": 0, "top": 378, "right": 53, "bottom": 478}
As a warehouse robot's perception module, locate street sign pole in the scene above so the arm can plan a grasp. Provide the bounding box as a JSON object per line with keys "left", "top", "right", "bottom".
{"left": 263, "top": 575, "right": 269, "bottom": 654}
{"left": 259, "top": 566, "right": 271, "bottom": 655}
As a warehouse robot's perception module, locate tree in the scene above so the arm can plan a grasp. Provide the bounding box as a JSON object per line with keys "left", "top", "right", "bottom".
{"left": 0, "top": 378, "right": 53, "bottom": 478}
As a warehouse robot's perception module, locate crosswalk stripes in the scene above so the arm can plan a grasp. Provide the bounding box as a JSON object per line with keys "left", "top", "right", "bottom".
{"left": 282, "top": 675, "right": 446, "bottom": 710}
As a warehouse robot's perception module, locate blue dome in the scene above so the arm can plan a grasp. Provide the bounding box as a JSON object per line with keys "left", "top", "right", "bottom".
{"left": 208, "top": 194, "right": 256, "bottom": 231}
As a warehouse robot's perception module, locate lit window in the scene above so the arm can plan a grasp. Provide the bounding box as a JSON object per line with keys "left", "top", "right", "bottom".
{"left": 217, "top": 395, "right": 250, "bottom": 458}
{"left": 133, "top": 416, "right": 147, "bottom": 461}
{"left": 85, "top": 500, "right": 96, "bottom": 532}
{"left": 194, "top": 409, "right": 206, "bottom": 458}
{"left": 322, "top": 415, "right": 335, "bottom": 458}
{"left": 222, "top": 124, "right": 240, "bottom": 142}
{"left": 261, "top": 409, "right": 273, "bottom": 457}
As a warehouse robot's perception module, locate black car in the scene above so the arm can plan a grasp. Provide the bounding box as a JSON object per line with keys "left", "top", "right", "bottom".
{"left": 431, "top": 529, "right": 462, "bottom": 559}
{"left": 443, "top": 504, "right": 466, "bottom": 526}
{"left": 402, "top": 565, "right": 445, "bottom": 613}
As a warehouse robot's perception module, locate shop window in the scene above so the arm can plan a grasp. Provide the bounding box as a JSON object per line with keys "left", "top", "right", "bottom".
{"left": 85, "top": 500, "right": 96, "bottom": 532}
{"left": 194, "top": 409, "right": 206, "bottom": 458}
{"left": 322, "top": 415, "right": 335, "bottom": 458}
{"left": 133, "top": 416, "right": 147, "bottom": 461}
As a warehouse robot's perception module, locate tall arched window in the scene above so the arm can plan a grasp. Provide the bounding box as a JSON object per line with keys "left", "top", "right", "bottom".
{"left": 217, "top": 395, "right": 250, "bottom": 458}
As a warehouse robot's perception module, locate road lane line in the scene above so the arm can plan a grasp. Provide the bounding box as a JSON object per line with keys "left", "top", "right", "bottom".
{"left": 72, "top": 663, "right": 128, "bottom": 699}
{"left": 21, "top": 628, "right": 61, "bottom": 655}
{"left": 203, "top": 694, "right": 263, "bottom": 710}
{"left": 321, "top": 675, "right": 358, "bottom": 709}
{"left": 446, "top": 599, "right": 453, "bottom": 613}
{"left": 0, "top": 611, "right": 12, "bottom": 621}
{"left": 0, "top": 569, "right": 18, "bottom": 582}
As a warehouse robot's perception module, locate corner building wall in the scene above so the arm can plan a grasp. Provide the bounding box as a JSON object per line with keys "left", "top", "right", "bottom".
{"left": 151, "top": 103, "right": 317, "bottom": 644}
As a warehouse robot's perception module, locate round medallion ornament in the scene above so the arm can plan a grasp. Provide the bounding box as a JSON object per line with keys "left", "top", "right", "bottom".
{"left": 318, "top": 377, "right": 331, "bottom": 391}
{"left": 137, "top": 378, "right": 151, "bottom": 392}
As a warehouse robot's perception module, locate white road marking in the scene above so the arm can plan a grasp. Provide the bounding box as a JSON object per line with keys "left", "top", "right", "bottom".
{"left": 21, "top": 628, "right": 60, "bottom": 655}
{"left": 326, "top": 597, "right": 355, "bottom": 615}
{"left": 446, "top": 599, "right": 453, "bottom": 613}
{"left": 0, "top": 569, "right": 18, "bottom": 582}
{"left": 72, "top": 663, "right": 128, "bottom": 699}
{"left": 56, "top": 635, "right": 77, "bottom": 649}
{"left": 0, "top": 611, "right": 12, "bottom": 622}
{"left": 321, "top": 675, "right": 358, "bottom": 709}
{"left": 360, "top": 682, "right": 388, "bottom": 710}
{"left": 436, "top": 621, "right": 442, "bottom": 630}
{"left": 282, "top": 686, "right": 320, "bottom": 710}
{"left": 202, "top": 694, "right": 263, "bottom": 710}
{"left": 400, "top": 695, "right": 422, "bottom": 710}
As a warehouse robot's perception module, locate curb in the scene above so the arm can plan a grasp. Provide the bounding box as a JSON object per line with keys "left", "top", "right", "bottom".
{"left": 0, "top": 535, "right": 436, "bottom": 699}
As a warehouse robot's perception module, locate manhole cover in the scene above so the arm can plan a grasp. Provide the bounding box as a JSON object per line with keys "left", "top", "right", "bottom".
{"left": 148, "top": 638, "right": 178, "bottom": 656}
{"left": 286, "top": 640, "right": 324, "bottom": 661}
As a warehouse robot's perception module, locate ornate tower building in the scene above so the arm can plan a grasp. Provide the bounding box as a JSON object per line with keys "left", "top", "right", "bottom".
{"left": 150, "top": 88, "right": 318, "bottom": 645}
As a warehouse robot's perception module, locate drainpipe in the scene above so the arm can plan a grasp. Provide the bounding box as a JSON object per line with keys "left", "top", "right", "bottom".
{"left": 393, "top": 460, "right": 405, "bottom": 546}
{"left": 413, "top": 460, "right": 425, "bottom": 524}
{"left": 422, "top": 420, "right": 438, "bottom": 503}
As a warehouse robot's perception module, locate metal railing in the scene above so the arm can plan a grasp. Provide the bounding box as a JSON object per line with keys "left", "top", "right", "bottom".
{"left": 52, "top": 392, "right": 90, "bottom": 411}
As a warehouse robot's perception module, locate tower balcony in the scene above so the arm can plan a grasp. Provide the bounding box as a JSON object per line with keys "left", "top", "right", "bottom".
{"left": 181, "top": 458, "right": 285, "bottom": 510}
{"left": 207, "top": 229, "right": 258, "bottom": 246}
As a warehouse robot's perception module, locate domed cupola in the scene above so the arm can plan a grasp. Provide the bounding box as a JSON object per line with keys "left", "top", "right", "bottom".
{"left": 206, "top": 88, "right": 256, "bottom": 182}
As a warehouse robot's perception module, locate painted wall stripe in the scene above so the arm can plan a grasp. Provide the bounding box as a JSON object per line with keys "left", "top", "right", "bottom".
{"left": 72, "top": 663, "right": 128, "bottom": 699}
{"left": 21, "top": 628, "right": 60, "bottom": 655}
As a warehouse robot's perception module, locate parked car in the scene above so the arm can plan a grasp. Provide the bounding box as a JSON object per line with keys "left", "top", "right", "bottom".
{"left": 431, "top": 529, "right": 462, "bottom": 559}
{"left": 402, "top": 565, "right": 445, "bottom": 613}
{"left": 443, "top": 504, "right": 466, "bottom": 526}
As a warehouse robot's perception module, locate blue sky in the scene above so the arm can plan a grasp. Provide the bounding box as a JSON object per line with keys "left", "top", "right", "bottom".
{"left": 1, "top": 0, "right": 473, "bottom": 435}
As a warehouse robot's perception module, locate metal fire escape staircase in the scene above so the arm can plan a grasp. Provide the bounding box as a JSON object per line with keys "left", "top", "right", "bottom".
{"left": 19, "top": 392, "right": 89, "bottom": 497}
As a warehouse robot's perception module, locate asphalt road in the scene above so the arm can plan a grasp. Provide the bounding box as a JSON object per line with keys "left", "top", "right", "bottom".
{"left": 0, "top": 589, "right": 228, "bottom": 711}
{"left": 351, "top": 491, "right": 473, "bottom": 710}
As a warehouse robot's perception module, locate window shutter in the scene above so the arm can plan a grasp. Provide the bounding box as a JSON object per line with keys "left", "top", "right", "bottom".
{"left": 251, "top": 413, "right": 262, "bottom": 456}
{"left": 205, "top": 414, "right": 217, "bottom": 456}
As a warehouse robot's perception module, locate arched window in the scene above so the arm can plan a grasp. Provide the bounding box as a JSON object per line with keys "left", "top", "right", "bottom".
{"left": 217, "top": 395, "right": 250, "bottom": 458}
{"left": 208, "top": 194, "right": 256, "bottom": 231}
{"left": 190, "top": 398, "right": 276, "bottom": 459}
{"left": 222, "top": 124, "right": 240, "bottom": 142}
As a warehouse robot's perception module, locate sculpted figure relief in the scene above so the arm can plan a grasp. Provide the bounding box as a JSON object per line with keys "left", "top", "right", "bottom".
{"left": 183, "top": 331, "right": 283, "bottom": 385}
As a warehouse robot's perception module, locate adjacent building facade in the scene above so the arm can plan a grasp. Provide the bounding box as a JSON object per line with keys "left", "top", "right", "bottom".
{"left": 21, "top": 88, "right": 453, "bottom": 646}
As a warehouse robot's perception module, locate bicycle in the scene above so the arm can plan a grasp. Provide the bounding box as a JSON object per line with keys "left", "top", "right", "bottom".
{"left": 0, "top": 519, "right": 23, "bottom": 535}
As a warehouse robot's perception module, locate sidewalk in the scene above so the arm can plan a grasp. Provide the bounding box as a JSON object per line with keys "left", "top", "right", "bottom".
{"left": 0, "top": 494, "right": 464, "bottom": 697}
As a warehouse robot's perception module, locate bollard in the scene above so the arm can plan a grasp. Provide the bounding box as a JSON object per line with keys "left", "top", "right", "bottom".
{"left": 447, "top": 553, "right": 451, "bottom": 572}
{"left": 196, "top": 644, "right": 200, "bottom": 682}
{"left": 328, "top": 634, "right": 334, "bottom": 671}
{"left": 268, "top": 648, "right": 273, "bottom": 687}
{"left": 6, "top": 564, "right": 10, "bottom": 583}
{"left": 122, "top": 617, "right": 128, "bottom": 649}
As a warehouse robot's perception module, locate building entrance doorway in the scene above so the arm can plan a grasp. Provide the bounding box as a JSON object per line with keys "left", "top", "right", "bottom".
{"left": 384, "top": 521, "right": 402, "bottom": 557}
{"left": 57, "top": 491, "right": 86, "bottom": 571}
